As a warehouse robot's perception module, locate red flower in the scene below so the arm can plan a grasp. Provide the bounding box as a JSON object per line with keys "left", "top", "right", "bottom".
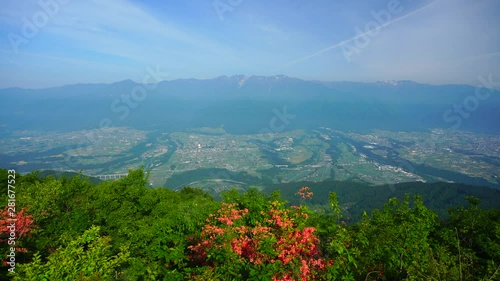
{"left": 296, "top": 186, "right": 314, "bottom": 200}
{"left": 188, "top": 201, "right": 331, "bottom": 280}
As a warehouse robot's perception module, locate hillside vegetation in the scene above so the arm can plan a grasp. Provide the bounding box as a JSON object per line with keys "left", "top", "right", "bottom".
{"left": 1, "top": 169, "right": 499, "bottom": 280}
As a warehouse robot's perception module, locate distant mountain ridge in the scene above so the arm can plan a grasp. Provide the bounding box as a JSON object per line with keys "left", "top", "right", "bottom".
{"left": 3, "top": 75, "right": 495, "bottom": 108}
{"left": 1, "top": 75, "right": 499, "bottom": 134}
{"left": 0, "top": 75, "right": 486, "bottom": 94}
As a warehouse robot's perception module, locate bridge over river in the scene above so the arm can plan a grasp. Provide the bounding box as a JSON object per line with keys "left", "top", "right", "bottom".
{"left": 90, "top": 174, "right": 128, "bottom": 181}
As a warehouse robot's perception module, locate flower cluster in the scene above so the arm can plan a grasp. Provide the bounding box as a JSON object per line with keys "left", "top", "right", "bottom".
{"left": 0, "top": 207, "right": 36, "bottom": 242}
{"left": 188, "top": 197, "right": 331, "bottom": 280}
{"left": 210, "top": 203, "right": 248, "bottom": 226}
{"left": 189, "top": 203, "right": 249, "bottom": 264}
{"left": 0, "top": 206, "right": 37, "bottom": 264}
{"left": 296, "top": 186, "right": 313, "bottom": 200}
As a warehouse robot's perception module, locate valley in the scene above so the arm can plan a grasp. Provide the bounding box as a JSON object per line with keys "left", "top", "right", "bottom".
{"left": 2, "top": 126, "right": 499, "bottom": 194}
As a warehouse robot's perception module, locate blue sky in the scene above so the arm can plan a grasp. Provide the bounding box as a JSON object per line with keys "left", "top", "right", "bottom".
{"left": 1, "top": 0, "right": 499, "bottom": 88}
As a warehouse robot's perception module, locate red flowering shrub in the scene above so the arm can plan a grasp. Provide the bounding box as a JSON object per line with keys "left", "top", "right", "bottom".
{"left": 1, "top": 206, "right": 37, "bottom": 267}
{"left": 1, "top": 208, "right": 34, "bottom": 240}
{"left": 188, "top": 188, "right": 332, "bottom": 280}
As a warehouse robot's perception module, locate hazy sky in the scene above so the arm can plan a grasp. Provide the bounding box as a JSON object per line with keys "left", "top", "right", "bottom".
{"left": 1, "top": 0, "right": 499, "bottom": 88}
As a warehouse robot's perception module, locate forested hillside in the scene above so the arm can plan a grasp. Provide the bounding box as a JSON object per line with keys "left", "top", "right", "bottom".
{"left": 265, "top": 180, "right": 500, "bottom": 221}
{"left": 1, "top": 169, "right": 499, "bottom": 280}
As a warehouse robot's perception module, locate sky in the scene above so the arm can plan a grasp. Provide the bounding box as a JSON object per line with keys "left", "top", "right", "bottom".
{"left": 0, "top": 0, "right": 499, "bottom": 88}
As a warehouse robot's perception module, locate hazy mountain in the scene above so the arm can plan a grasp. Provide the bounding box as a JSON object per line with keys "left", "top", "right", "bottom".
{"left": 1, "top": 76, "right": 499, "bottom": 134}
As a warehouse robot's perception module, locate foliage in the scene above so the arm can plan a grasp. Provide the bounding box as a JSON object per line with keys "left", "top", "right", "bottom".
{"left": 352, "top": 195, "right": 438, "bottom": 280}
{"left": 13, "top": 226, "right": 129, "bottom": 280}
{"left": 0, "top": 206, "right": 37, "bottom": 279}
{"left": 265, "top": 180, "right": 500, "bottom": 221}
{"left": 434, "top": 196, "right": 500, "bottom": 280}
{"left": 0, "top": 168, "right": 499, "bottom": 280}
{"left": 188, "top": 199, "right": 331, "bottom": 280}
{"left": 0, "top": 206, "right": 37, "bottom": 246}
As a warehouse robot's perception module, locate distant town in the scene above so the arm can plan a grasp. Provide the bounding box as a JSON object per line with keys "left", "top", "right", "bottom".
{"left": 1, "top": 127, "right": 499, "bottom": 191}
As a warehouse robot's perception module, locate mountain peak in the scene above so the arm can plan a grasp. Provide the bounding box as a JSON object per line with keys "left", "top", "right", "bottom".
{"left": 376, "top": 80, "right": 400, "bottom": 86}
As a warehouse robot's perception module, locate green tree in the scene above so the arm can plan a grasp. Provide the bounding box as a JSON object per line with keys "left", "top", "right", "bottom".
{"left": 434, "top": 196, "right": 500, "bottom": 280}
{"left": 354, "top": 195, "right": 438, "bottom": 280}
{"left": 14, "top": 226, "right": 129, "bottom": 281}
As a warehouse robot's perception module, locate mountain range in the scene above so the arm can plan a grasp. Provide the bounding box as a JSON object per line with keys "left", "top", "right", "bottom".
{"left": 1, "top": 75, "right": 499, "bottom": 134}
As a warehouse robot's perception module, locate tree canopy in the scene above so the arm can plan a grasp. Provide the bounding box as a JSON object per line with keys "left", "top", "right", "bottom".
{"left": 0, "top": 169, "right": 498, "bottom": 280}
